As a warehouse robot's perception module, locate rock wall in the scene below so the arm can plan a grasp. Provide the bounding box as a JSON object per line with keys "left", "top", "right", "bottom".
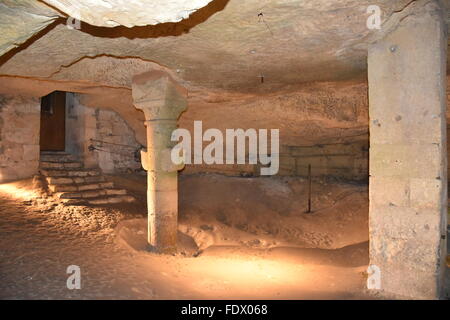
{"left": 278, "top": 140, "right": 369, "bottom": 181}
{"left": 182, "top": 140, "right": 369, "bottom": 181}
{"left": 68, "top": 95, "right": 142, "bottom": 174}
{"left": 42, "top": 0, "right": 214, "bottom": 27}
{"left": 0, "top": 95, "right": 40, "bottom": 183}
{"left": 0, "top": 93, "right": 143, "bottom": 183}
{"left": 91, "top": 108, "right": 142, "bottom": 174}
{"left": 181, "top": 81, "right": 369, "bottom": 181}
{"left": 65, "top": 94, "right": 99, "bottom": 169}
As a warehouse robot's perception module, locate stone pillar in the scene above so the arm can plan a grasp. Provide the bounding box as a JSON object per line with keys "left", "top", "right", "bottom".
{"left": 368, "top": 1, "right": 447, "bottom": 299}
{"left": 132, "top": 71, "right": 187, "bottom": 254}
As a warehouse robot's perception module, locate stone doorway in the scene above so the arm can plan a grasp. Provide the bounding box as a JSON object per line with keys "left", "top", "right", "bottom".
{"left": 39, "top": 91, "right": 66, "bottom": 151}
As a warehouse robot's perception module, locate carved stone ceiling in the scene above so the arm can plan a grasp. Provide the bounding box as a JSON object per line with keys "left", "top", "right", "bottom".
{"left": 0, "top": 0, "right": 447, "bottom": 94}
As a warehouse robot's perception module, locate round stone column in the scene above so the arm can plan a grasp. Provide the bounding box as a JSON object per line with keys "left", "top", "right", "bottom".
{"left": 132, "top": 71, "right": 187, "bottom": 254}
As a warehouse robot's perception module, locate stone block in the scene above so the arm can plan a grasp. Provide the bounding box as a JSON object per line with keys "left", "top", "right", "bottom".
{"left": 81, "top": 190, "right": 104, "bottom": 198}
{"left": 73, "top": 177, "right": 85, "bottom": 184}
{"left": 87, "top": 170, "right": 100, "bottom": 176}
{"left": 370, "top": 113, "right": 443, "bottom": 145}
{"left": 370, "top": 176, "right": 410, "bottom": 207}
{"left": 89, "top": 198, "right": 110, "bottom": 205}
{"left": 85, "top": 176, "right": 104, "bottom": 183}
{"left": 410, "top": 178, "right": 444, "bottom": 210}
{"left": 5, "top": 146, "right": 23, "bottom": 161}
{"left": 50, "top": 185, "right": 77, "bottom": 192}
{"left": 99, "top": 182, "right": 114, "bottom": 188}
{"left": 64, "top": 162, "right": 82, "bottom": 169}
{"left": 369, "top": 260, "right": 442, "bottom": 299}
{"left": 370, "top": 144, "right": 442, "bottom": 179}
{"left": 59, "top": 192, "right": 82, "bottom": 199}
{"left": 40, "top": 170, "right": 62, "bottom": 177}
{"left": 78, "top": 183, "right": 100, "bottom": 191}
{"left": 105, "top": 189, "right": 127, "bottom": 196}
{"left": 41, "top": 162, "right": 64, "bottom": 169}
{"left": 23, "top": 145, "right": 39, "bottom": 161}
{"left": 68, "top": 171, "right": 88, "bottom": 177}
{"left": 106, "top": 197, "right": 124, "bottom": 204}
{"left": 369, "top": 206, "right": 442, "bottom": 241}
{"left": 17, "top": 161, "right": 39, "bottom": 179}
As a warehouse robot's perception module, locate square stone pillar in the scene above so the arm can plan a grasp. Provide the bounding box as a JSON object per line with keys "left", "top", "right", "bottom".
{"left": 368, "top": 0, "right": 447, "bottom": 299}
{"left": 132, "top": 71, "right": 187, "bottom": 254}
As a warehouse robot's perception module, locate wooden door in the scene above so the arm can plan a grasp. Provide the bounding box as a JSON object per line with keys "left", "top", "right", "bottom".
{"left": 40, "top": 91, "right": 66, "bottom": 151}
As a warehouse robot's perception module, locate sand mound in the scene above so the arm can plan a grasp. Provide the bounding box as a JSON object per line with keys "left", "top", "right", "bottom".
{"left": 179, "top": 174, "right": 368, "bottom": 249}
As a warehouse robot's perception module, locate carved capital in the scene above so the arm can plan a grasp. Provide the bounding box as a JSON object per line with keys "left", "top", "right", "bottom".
{"left": 132, "top": 70, "right": 187, "bottom": 121}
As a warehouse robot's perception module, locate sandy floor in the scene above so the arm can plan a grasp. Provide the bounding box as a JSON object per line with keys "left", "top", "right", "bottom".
{"left": 0, "top": 176, "right": 375, "bottom": 299}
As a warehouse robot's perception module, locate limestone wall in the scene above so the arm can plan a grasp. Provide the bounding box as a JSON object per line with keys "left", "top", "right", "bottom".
{"left": 91, "top": 108, "right": 142, "bottom": 174}
{"left": 278, "top": 140, "right": 369, "bottom": 180}
{"left": 0, "top": 95, "right": 40, "bottom": 183}
{"left": 66, "top": 94, "right": 97, "bottom": 168}
{"left": 182, "top": 140, "right": 369, "bottom": 181}
{"left": 68, "top": 95, "right": 142, "bottom": 174}
{"left": 180, "top": 81, "right": 369, "bottom": 181}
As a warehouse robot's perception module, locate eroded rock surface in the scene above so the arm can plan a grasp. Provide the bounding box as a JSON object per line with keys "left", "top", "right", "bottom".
{"left": 0, "top": 0, "right": 60, "bottom": 56}
{"left": 0, "top": 0, "right": 419, "bottom": 92}
{"left": 42, "top": 0, "right": 214, "bottom": 27}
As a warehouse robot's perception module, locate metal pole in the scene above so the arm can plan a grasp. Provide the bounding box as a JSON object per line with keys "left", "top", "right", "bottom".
{"left": 306, "top": 164, "right": 312, "bottom": 213}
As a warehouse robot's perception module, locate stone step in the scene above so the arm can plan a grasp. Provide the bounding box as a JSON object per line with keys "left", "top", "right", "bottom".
{"left": 39, "top": 152, "right": 134, "bottom": 206}
{"left": 40, "top": 161, "right": 83, "bottom": 170}
{"left": 90, "top": 195, "right": 135, "bottom": 205}
{"left": 57, "top": 188, "right": 128, "bottom": 199}
{"left": 46, "top": 175, "right": 106, "bottom": 185}
{"left": 49, "top": 184, "right": 77, "bottom": 192}
{"left": 62, "top": 195, "right": 136, "bottom": 206}
{"left": 40, "top": 152, "right": 79, "bottom": 163}
{"left": 40, "top": 169, "right": 101, "bottom": 178}
{"left": 41, "top": 151, "right": 70, "bottom": 154}
{"left": 79, "top": 182, "right": 114, "bottom": 191}
{"left": 49, "top": 182, "right": 114, "bottom": 193}
{"left": 105, "top": 188, "right": 127, "bottom": 196}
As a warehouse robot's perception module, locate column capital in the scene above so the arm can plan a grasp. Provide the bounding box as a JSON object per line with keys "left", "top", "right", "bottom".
{"left": 132, "top": 70, "right": 188, "bottom": 120}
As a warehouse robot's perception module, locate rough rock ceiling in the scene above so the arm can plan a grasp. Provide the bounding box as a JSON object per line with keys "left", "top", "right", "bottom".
{"left": 0, "top": 0, "right": 59, "bottom": 56}
{"left": 0, "top": 0, "right": 433, "bottom": 94}
{"left": 41, "top": 0, "right": 214, "bottom": 27}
